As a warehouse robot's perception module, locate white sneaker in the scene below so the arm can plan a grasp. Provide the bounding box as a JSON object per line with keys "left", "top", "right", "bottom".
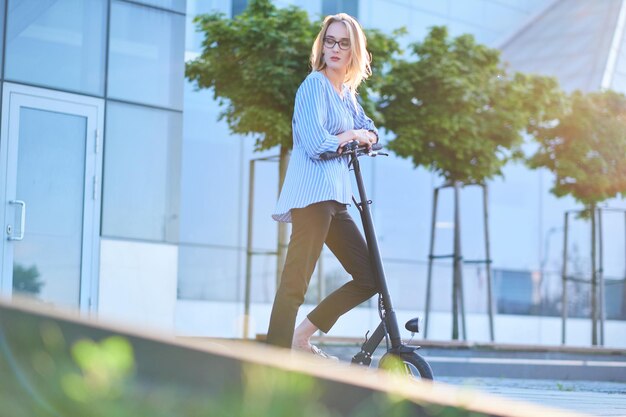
{"left": 309, "top": 345, "right": 339, "bottom": 361}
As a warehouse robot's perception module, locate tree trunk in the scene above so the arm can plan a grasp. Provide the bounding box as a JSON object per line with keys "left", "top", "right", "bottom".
{"left": 276, "top": 145, "right": 290, "bottom": 287}
{"left": 623, "top": 211, "right": 626, "bottom": 318}
{"left": 590, "top": 202, "right": 598, "bottom": 345}
{"left": 622, "top": 268, "right": 626, "bottom": 319}
{"left": 452, "top": 182, "right": 464, "bottom": 340}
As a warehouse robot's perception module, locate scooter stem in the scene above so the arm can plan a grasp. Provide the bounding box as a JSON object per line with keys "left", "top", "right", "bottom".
{"left": 351, "top": 155, "right": 403, "bottom": 348}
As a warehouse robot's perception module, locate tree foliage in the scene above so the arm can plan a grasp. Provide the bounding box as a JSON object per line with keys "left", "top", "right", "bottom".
{"left": 13, "top": 264, "right": 43, "bottom": 295}
{"left": 186, "top": 0, "right": 401, "bottom": 152}
{"left": 378, "top": 26, "right": 563, "bottom": 184}
{"left": 358, "top": 27, "right": 405, "bottom": 124}
{"left": 186, "top": 0, "right": 313, "bottom": 151}
{"left": 528, "top": 89, "right": 626, "bottom": 207}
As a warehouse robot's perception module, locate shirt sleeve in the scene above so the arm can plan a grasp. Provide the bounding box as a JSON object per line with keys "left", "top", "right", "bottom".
{"left": 348, "top": 93, "right": 378, "bottom": 137}
{"left": 292, "top": 77, "right": 340, "bottom": 159}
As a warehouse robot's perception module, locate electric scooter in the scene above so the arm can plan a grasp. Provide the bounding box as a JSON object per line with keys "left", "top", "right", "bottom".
{"left": 321, "top": 141, "right": 434, "bottom": 379}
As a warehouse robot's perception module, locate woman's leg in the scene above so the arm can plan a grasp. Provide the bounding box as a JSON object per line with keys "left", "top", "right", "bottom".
{"left": 307, "top": 206, "right": 377, "bottom": 333}
{"left": 266, "top": 201, "right": 334, "bottom": 348}
{"left": 292, "top": 317, "right": 319, "bottom": 350}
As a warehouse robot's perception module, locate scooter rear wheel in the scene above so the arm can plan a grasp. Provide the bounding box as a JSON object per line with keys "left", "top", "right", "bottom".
{"left": 378, "top": 351, "right": 434, "bottom": 380}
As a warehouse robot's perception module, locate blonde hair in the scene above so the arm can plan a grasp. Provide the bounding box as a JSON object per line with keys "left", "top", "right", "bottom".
{"left": 310, "top": 13, "right": 372, "bottom": 96}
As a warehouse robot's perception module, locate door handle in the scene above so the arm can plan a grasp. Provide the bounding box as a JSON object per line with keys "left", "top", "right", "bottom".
{"left": 8, "top": 200, "right": 26, "bottom": 241}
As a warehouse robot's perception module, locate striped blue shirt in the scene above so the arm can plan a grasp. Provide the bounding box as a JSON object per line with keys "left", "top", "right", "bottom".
{"left": 273, "top": 71, "right": 377, "bottom": 222}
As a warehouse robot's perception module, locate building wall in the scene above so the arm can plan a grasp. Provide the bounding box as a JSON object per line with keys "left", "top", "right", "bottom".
{"left": 179, "top": 0, "right": 557, "bottom": 306}
{"left": 99, "top": 238, "right": 178, "bottom": 332}
{"left": 500, "top": 0, "right": 622, "bottom": 92}
{"left": 176, "top": 299, "right": 626, "bottom": 347}
{"left": 0, "top": 0, "right": 186, "bottom": 329}
{"left": 4, "top": 0, "right": 624, "bottom": 345}
{"left": 177, "top": 0, "right": 626, "bottom": 347}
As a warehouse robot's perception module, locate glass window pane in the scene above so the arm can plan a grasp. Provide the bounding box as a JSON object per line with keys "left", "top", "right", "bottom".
{"left": 102, "top": 102, "right": 182, "bottom": 242}
{"left": 0, "top": 1, "right": 4, "bottom": 78}
{"left": 130, "top": 0, "right": 186, "bottom": 14}
{"left": 108, "top": 1, "right": 185, "bottom": 109}
{"left": 13, "top": 108, "right": 87, "bottom": 308}
{"left": 5, "top": 0, "right": 107, "bottom": 95}
{"left": 186, "top": 1, "right": 229, "bottom": 54}
{"left": 322, "top": 0, "right": 359, "bottom": 17}
{"left": 232, "top": 0, "right": 248, "bottom": 17}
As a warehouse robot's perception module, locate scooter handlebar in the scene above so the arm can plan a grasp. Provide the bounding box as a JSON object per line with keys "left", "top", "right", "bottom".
{"left": 320, "top": 142, "right": 384, "bottom": 160}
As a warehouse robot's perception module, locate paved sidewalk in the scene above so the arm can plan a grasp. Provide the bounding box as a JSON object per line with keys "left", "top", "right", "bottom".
{"left": 439, "top": 377, "right": 626, "bottom": 417}
{"left": 315, "top": 339, "right": 626, "bottom": 416}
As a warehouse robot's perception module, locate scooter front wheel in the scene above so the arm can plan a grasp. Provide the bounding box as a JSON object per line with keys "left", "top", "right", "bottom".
{"left": 378, "top": 351, "right": 434, "bottom": 380}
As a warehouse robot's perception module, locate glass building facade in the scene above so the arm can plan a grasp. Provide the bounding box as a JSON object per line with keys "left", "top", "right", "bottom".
{"left": 0, "top": 0, "right": 185, "bottom": 324}
{"left": 1, "top": 0, "right": 624, "bottom": 345}
{"left": 178, "top": 0, "right": 626, "bottom": 344}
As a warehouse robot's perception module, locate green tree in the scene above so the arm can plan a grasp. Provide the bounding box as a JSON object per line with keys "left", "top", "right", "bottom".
{"left": 527, "top": 89, "right": 626, "bottom": 344}
{"left": 13, "top": 263, "right": 44, "bottom": 295}
{"left": 528, "top": 90, "right": 626, "bottom": 209}
{"left": 377, "top": 26, "right": 562, "bottom": 339}
{"left": 186, "top": 0, "right": 400, "bottom": 283}
{"left": 378, "top": 25, "right": 562, "bottom": 184}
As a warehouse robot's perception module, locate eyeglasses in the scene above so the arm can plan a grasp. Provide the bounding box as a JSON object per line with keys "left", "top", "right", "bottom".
{"left": 323, "top": 37, "right": 351, "bottom": 50}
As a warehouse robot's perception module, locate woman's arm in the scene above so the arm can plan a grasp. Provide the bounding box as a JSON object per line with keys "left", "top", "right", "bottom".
{"left": 293, "top": 77, "right": 344, "bottom": 159}
{"left": 348, "top": 94, "right": 379, "bottom": 144}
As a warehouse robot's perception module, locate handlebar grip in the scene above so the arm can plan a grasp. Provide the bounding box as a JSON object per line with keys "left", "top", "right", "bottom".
{"left": 320, "top": 151, "right": 339, "bottom": 160}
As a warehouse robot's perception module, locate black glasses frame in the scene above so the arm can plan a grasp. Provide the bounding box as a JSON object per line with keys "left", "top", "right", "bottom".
{"left": 323, "top": 37, "right": 351, "bottom": 50}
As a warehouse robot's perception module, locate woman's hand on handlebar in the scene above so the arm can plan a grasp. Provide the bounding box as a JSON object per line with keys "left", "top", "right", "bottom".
{"left": 337, "top": 129, "right": 377, "bottom": 153}
{"left": 354, "top": 129, "right": 377, "bottom": 147}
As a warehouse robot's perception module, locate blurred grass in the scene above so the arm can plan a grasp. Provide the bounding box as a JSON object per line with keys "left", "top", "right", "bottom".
{"left": 0, "top": 316, "right": 482, "bottom": 417}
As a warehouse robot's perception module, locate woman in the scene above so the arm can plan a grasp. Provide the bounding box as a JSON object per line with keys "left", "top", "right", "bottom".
{"left": 267, "top": 13, "right": 379, "bottom": 359}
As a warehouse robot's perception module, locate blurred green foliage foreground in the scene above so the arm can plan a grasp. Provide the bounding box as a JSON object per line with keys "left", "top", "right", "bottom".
{"left": 0, "top": 301, "right": 492, "bottom": 417}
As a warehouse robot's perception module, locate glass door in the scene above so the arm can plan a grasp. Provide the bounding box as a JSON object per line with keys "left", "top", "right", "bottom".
{"left": 0, "top": 83, "right": 103, "bottom": 312}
